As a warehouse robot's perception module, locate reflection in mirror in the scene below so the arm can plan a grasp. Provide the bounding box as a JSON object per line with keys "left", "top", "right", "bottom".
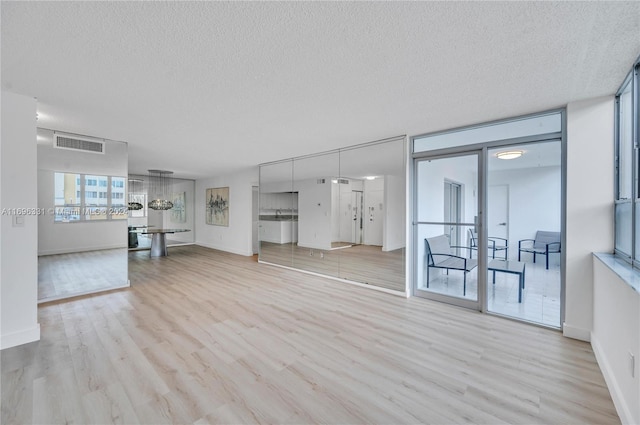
{"left": 37, "top": 128, "right": 129, "bottom": 302}
{"left": 258, "top": 160, "right": 294, "bottom": 267}
{"left": 259, "top": 136, "right": 406, "bottom": 293}
{"left": 337, "top": 139, "right": 406, "bottom": 291}
{"left": 292, "top": 152, "right": 340, "bottom": 277}
{"left": 127, "top": 174, "right": 196, "bottom": 252}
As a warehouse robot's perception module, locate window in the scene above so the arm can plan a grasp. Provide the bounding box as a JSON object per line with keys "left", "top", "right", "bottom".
{"left": 54, "top": 172, "right": 127, "bottom": 222}
{"left": 614, "top": 59, "right": 639, "bottom": 263}
{"left": 54, "top": 173, "right": 81, "bottom": 221}
{"left": 110, "top": 176, "right": 127, "bottom": 220}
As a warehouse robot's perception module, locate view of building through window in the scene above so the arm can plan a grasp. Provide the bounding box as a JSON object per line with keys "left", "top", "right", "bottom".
{"left": 54, "top": 172, "right": 127, "bottom": 222}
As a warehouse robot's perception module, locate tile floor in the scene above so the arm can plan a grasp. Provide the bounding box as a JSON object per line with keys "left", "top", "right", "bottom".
{"left": 420, "top": 259, "right": 561, "bottom": 327}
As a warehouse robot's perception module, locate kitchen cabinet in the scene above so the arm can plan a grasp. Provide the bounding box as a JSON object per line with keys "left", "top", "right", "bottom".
{"left": 259, "top": 220, "right": 298, "bottom": 244}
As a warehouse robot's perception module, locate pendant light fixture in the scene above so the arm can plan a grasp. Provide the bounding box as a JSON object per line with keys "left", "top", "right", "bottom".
{"left": 128, "top": 177, "right": 144, "bottom": 211}
{"left": 147, "top": 169, "right": 174, "bottom": 210}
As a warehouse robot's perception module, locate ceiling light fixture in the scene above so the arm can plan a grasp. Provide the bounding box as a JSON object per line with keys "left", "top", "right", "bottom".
{"left": 147, "top": 170, "right": 174, "bottom": 210}
{"left": 365, "top": 176, "right": 376, "bottom": 180}
{"left": 496, "top": 150, "right": 523, "bottom": 160}
{"left": 128, "top": 178, "right": 144, "bottom": 211}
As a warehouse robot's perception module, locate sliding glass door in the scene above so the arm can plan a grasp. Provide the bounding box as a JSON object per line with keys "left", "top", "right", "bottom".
{"left": 486, "top": 141, "right": 562, "bottom": 327}
{"left": 415, "top": 151, "right": 483, "bottom": 310}
{"left": 413, "top": 139, "right": 563, "bottom": 328}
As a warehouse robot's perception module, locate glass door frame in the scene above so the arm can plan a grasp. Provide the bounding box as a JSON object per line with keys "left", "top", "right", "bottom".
{"left": 413, "top": 149, "right": 487, "bottom": 311}
{"left": 412, "top": 131, "right": 566, "bottom": 327}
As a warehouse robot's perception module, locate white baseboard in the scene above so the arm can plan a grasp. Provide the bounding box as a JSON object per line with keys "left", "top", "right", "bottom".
{"left": 296, "top": 242, "right": 331, "bottom": 251}
{"left": 1, "top": 324, "right": 40, "bottom": 350}
{"left": 562, "top": 322, "right": 591, "bottom": 341}
{"left": 382, "top": 243, "right": 405, "bottom": 252}
{"left": 195, "top": 241, "right": 253, "bottom": 257}
{"left": 591, "top": 334, "right": 634, "bottom": 425}
{"left": 39, "top": 243, "right": 127, "bottom": 256}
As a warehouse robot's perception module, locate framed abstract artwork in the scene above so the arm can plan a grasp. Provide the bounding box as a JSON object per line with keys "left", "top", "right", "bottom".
{"left": 206, "top": 187, "right": 229, "bottom": 226}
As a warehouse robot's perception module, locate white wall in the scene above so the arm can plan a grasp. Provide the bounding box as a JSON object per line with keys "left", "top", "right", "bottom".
{"left": 384, "top": 174, "right": 405, "bottom": 252}
{"left": 1, "top": 92, "right": 40, "bottom": 349}
{"left": 592, "top": 257, "right": 639, "bottom": 425}
{"left": 297, "top": 177, "right": 332, "bottom": 250}
{"left": 565, "top": 96, "right": 615, "bottom": 341}
{"left": 488, "top": 166, "right": 562, "bottom": 262}
{"left": 331, "top": 182, "right": 341, "bottom": 242}
{"left": 37, "top": 131, "right": 128, "bottom": 255}
{"left": 196, "top": 167, "right": 258, "bottom": 256}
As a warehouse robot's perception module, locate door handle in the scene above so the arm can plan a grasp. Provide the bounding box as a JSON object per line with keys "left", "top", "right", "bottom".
{"left": 498, "top": 222, "right": 507, "bottom": 226}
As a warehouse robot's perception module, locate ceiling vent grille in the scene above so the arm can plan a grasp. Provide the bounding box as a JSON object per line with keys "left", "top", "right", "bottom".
{"left": 317, "top": 178, "right": 326, "bottom": 184}
{"left": 337, "top": 178, "right": 349, "bottom": 184}
{"left": 54, "top": 134, "right": 104, "bottom": 154}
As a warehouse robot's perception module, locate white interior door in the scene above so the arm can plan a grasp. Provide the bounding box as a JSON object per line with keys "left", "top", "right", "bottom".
{"left": 351, "top": 191, "right": 363, "bottom": 244}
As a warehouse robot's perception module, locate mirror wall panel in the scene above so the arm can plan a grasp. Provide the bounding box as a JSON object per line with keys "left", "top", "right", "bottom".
{"left": 259, "top": 160, "right": 294, "bottom": 267}
{"left": 337, "top": 140, "right": 406, "bottom": 291}
{"left": 127, "top": 174, "right": 195, "bottom": 251}
{"left": 37, "top": 128, "right": 129, "bottom": 302}
{"left": 292, "top": 152, "right": 340, "bottom": 277}
{"left": 259, "top": 136, "right": 406, "bottom": 293}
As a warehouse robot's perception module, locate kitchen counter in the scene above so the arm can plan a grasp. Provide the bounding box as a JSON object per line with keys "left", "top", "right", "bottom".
{"left": 259, "top": 215, "right": 298, "bottom": 221}
{"left": 259, "top": 219, "right": 298, "bottom": 243}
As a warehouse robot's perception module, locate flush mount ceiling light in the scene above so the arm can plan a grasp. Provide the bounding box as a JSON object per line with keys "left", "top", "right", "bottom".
{"left": 365, "top": 176, "right": 376, "bottom": 180}
{"left": 496, "top": 150, "right": 523, "bottom": 160}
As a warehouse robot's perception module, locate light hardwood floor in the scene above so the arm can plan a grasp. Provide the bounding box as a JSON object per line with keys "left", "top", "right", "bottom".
{"left": 38, "top": 249, "right": 129, "bottom": 302}
{"left": 260, "top": 242, "right": 405, "bottom": 292}
{"left": 2, "top": 245, "right": 619, "bottom": 424}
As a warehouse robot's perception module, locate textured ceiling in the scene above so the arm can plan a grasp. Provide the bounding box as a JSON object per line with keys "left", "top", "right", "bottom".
{"left": 2, "top": 1, "right": 639, "bottom": 179}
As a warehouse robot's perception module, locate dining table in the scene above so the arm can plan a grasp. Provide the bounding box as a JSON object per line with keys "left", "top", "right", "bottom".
{"left": 138, "top": 228, "right": 191, "bottom": 257}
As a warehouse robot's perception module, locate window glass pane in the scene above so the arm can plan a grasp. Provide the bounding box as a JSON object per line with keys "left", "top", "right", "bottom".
{"left": 635, "top": 200, "right": 640, "bottom": 262}
{"left": 54, "top": 172, "right": 81, "bottom": 222}
{"left": 618, "top": 80, "right": 633, "bottom": 200}
{"left": 615, "top": 201, "right": 632, "bottom": 256}
{"left": 414, "top": 112, "right": 561, "bottom": 153}
{"left": 111, "top": 176, "right": 127, "bottom": 219}
{"left": 84, "top": 175, "right": 108, "bottom": 220}
{"left": 487, "top": 141, "right": 561, "bottom": 328}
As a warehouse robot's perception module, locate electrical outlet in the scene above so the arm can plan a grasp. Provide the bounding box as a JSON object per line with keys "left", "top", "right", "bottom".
{"left": 630, "top": 352, "right": 635, "bottom": 377}
{"left": 320, "top": 252, "right": 324, "bottom": 259}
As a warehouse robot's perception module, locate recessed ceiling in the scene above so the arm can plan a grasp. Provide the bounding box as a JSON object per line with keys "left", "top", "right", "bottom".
{"left": 2, "top": 2, "right": 639, "bottom": 179}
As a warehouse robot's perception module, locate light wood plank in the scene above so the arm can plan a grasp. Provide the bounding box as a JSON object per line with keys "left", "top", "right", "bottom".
{"left": 1, "top": 245, "right": 620, "bottom": 424}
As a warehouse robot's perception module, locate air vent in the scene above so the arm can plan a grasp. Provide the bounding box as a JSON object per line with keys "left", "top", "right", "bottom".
{"left": 317, "top": 178, "right": 326, "bottom": 184}
{"left": 54, "top": 134, "right": 104, "bottom": 154}
{"left": 337, "top": 178, "right": 349, "bottom": 184}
